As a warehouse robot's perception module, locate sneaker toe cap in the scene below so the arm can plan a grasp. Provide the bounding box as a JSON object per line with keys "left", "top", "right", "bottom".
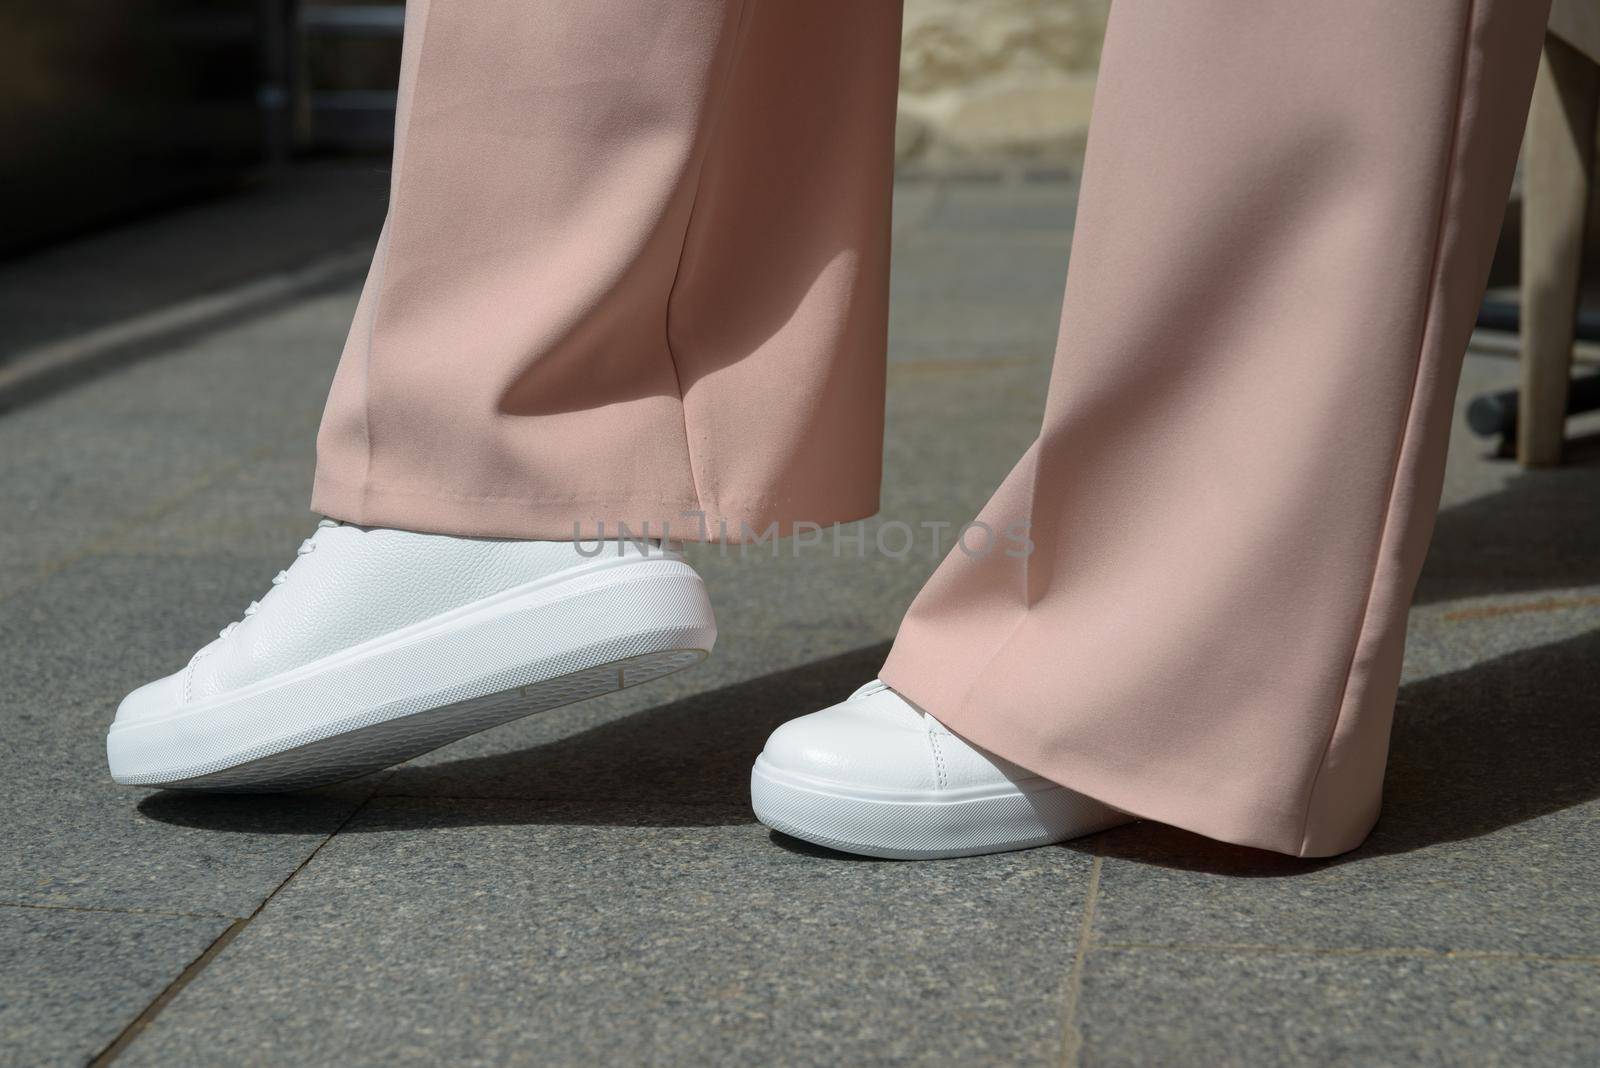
{"left": 114, "top": 671, "right": 187, "bottom": 728}
{"left": 759, "top": 699, "right": 936, "bottom": 791}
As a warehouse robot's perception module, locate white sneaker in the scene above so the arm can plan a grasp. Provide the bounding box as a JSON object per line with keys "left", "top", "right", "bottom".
{"left": 751, "top": 681, "right": 1129, "bottom": 859}
{"left": 108, "top": 521, "right": 716, "bottom": 791}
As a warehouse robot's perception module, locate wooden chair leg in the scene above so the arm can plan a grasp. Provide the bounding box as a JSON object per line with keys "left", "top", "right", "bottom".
{"left": 1519, "top": 34, "right": 1599, "bottom": 466}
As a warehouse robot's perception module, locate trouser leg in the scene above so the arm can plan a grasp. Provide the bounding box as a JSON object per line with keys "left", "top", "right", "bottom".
{"left": 881, "top": 0, "right": 1550, "bottom": 857}
{"left": 312, "top": 0, "right": 902, "bottom": 541}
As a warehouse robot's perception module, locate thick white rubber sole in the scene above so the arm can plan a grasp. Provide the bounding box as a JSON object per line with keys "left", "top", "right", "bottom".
{"left": 108, "top": 556, "right": 715, "bottom": 791}
{"left": 750, "top": 756, "right": 1130, "bottom": 860}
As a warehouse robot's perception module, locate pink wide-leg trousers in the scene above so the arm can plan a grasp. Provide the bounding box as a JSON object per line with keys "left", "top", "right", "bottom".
{"left": 314, "top": 0, "right": 1552, "bottom": 857}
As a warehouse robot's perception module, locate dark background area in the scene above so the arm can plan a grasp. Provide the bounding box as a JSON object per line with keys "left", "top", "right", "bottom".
{"left": 0, "top": 0, "right": 404, "bottom": 257}
{"left": 1, "top": 1, "right": 267, "bottom": 254}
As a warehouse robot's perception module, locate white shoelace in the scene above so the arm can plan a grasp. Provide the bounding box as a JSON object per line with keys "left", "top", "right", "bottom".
{"left": 217, "top": 519, "right": 338, "bottom": 640}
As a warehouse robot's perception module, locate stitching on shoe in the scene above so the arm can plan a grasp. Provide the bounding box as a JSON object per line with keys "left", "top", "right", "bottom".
{"left": 184, "top": 645, "right": 214, "bottom": 703}
{"left": 929, "top": 728, "right": 947, "bottom": 790}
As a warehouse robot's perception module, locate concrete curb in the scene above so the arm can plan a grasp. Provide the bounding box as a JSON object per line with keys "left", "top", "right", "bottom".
{"left": 0, "top": 246, "right": 372, "bottom": 414}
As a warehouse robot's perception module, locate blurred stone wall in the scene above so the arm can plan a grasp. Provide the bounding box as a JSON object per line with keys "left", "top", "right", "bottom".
{"left": 897, "top": 0, "right": 1110, "bottom": 170}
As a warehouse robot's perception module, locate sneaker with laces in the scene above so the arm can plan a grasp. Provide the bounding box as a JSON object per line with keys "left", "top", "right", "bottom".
{"left": 751, "top": 681, "right": 1130, "bottom": 858}
{"left": 107, "top": 521, "right": 715, "bottom": 791}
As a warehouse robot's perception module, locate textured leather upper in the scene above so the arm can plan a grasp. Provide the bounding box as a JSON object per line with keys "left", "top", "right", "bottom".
{"left": 117, "top": 524, "right": 665, "bottom": 723}
{"left": 760, "top": 680, "right": 1044, "bottom": 792}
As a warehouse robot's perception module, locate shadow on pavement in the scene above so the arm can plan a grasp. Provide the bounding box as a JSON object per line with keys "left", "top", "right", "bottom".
{"left": 137, "top": 643, "right": 892, "bottom": 835}
{"left": 1414, "top": 433, "right": 1600, "bottom": 604}
{"left": 139, "top": 619, "right": 1600, "bottom": 878}
{"left": 136, "top": 423, "right": 1600, "bottom": 864}
{"left": 1088, "top": 625, "right": 1600, "bottom": 876}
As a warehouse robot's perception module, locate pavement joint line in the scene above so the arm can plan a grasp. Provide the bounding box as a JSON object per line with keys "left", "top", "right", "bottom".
{"left": 0, "top": 246, "right": 371, "bottom": 414}
{"left": 85, "top": 916, "right": 251, "bottom": 1068}
{"left": 1060, "top": 853, "right": 1102, "bottom": 1068}
{"left": 0, "top": 900, "right": 238, "bottom": 922}
{"left": 1093, "top": 940, "right": 1600, "bottom": 965}
{"left": 0, "top": 444, "right": 276, "bottom": 610}
{"left": 87, "top": 793, "right": 377, "bottom": 1068}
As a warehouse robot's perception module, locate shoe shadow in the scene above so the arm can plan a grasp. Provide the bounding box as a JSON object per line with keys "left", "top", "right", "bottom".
{"left": 137, "top": 643, "right": 894, "bottom": 836}
{"left": 1084, "top": 625, "right": 1600, "bottom": 876}
{"left": 140, "top": 625, "right": 1600, "bottom": 875}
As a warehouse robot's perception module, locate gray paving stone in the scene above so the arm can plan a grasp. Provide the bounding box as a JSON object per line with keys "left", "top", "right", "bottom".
{"left": 923, "top": 180, "right": 1079, "bottom": 233}
{"left": 889, "top": 237, "right": 1072, "bottom": 302}
{"left": 0, "top": 290, "right": 351, "bottom": 578}
{"left": 1418, "top": 352, "right": 1600, "bottom": 605}
{"left": 1074, "top": 948, "right": 1600, "bottom": 1068}
{"left": 1402, "top": 583, "right": 1600, "bottom": 686}
{"left": 1089, "top": 623, "right": 1600, "bottom": 957}
{"left": 119, "top": 798, "right": 1092, "bottom": 1068}
{"left": 112, "top": 451, "right": 321, "bottom": 560}
{"left": 0, "top": 553, "right": 370, "bottom": 917}
{"left": 889, "top": 180, "right": 941, "bottom": 234}
{"left": 0, "top": 905, "right": 229, "bottom": 1068}
{"left": 0, "top": 266, "right": 371, "bottom": 923}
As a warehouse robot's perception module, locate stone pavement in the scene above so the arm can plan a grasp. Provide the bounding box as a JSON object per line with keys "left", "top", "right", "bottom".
{"left": 2, "top": 172, "right": 1598, "bottom": 1067}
